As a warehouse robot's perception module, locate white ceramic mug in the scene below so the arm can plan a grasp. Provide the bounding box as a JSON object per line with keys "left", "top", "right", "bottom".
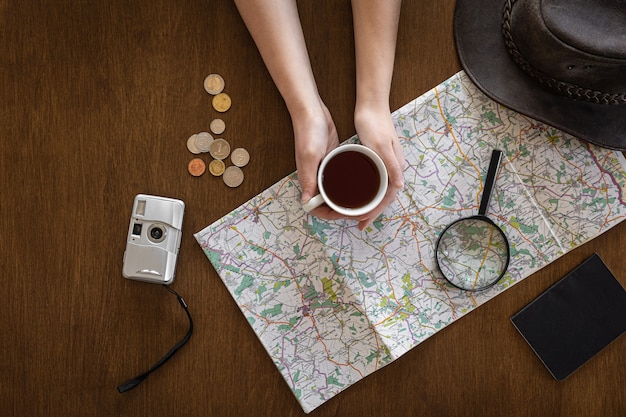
{"left": 302, "top": 144, "right": 388, "bottom": 216}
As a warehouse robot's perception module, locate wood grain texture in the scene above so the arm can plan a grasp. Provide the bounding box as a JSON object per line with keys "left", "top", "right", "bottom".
{"left": 1, "top": 1, "right": 624, "bottom": 416}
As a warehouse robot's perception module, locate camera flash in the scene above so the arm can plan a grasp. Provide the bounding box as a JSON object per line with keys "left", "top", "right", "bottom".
{"left": 136, "top": 200, "right": 146, "bottom": 216}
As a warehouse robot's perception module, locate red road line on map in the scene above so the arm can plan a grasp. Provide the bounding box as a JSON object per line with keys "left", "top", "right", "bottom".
{"left": 247, "top": 176, "right": 294, "bottom": 214}
{"left": 315, "top": 335, "right": 366, "bottom": 378}
{"left": 240, "top": 304, "right": 293, "bottom": 327}
{"left": 405, "top": 126, "right": 452, "bottom": 142}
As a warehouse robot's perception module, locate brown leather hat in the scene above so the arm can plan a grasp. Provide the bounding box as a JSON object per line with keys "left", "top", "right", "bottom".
{"left": 454, "top": 0, "right": 626, "bottom": 150}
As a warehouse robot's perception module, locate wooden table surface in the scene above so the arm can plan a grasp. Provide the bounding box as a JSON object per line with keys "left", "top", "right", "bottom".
{"left": 1, "top": 1, "right": 624, "bottom": 416}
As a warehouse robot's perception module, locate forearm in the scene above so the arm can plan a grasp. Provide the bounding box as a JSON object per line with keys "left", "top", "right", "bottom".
{"left": 234, "top": 0, "right": 322, "bottom": 117}
{"left": 351, "top": 0, "right": 405, "bottom": 224}
{"left": 351, "top": 0, "right": 402, "bottom": 111}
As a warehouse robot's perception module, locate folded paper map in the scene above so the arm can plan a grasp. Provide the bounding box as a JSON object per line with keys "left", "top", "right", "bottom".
{"left": 195, "top": 71, "right": 626, "bottom": 413}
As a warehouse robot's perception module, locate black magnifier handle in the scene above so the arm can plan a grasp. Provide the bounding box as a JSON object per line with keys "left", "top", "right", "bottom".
{"left": 478, "top": 150, "right": 504, "bottom": 216}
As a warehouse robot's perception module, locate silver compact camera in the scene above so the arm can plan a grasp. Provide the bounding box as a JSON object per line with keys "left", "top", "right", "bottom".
{"left": 122, "top": 194, "right": 185, "bottom": 285}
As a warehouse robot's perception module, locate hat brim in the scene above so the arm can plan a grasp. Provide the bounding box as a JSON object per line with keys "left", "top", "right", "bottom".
{"left": 454, "top": 0, "right": 626, "bottom": 150}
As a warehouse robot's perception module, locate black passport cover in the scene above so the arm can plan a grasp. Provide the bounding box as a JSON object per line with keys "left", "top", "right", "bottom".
{"left": 511, "top": 253, "right": 626, "bottom": 381}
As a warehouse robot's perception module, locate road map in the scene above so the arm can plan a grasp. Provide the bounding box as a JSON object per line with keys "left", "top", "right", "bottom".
{"left": 194, "top": 71, "right": 626, "bottom": 413}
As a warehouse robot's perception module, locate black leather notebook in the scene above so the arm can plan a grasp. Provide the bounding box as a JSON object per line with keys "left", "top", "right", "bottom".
{"left": 511, "top": 253, "right": 626, "bottom": 381}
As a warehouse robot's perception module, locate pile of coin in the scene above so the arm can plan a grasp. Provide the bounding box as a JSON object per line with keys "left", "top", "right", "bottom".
{"left": 186, "top": 73, "right": 250, "bottom": 188}
{"left": 203, "top": 74, "right": 232, "bottom": 113}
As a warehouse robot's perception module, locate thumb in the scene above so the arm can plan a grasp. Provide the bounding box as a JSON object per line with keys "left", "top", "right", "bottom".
{"left": 298, "top": 170, "right": 319, "bottom": 204}
{"left": 296, "top": 145, "right": 325, "bottom": 204}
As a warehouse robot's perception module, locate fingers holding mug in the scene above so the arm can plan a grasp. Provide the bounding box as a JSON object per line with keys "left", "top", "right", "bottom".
{"left": 301, "top": 143, "right": 388, "bottom": 218}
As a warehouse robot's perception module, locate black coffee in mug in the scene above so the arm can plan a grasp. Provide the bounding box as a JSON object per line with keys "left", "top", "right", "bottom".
{"left": 321, "top": 150, "right": 381, "bottom": 208}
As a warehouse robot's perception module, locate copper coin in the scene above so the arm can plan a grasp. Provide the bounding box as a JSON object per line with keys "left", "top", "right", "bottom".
{"left": 187, "top": 158, "right": 206, "bottom": 176}
{"left": 212, "top": 93, "right": 231, "bottom": 112}
{"left": 203, "top": 74, "right": 225, "bottom": 95}
{"left": 209, "top": 159, "right": 225, "bottom": 176}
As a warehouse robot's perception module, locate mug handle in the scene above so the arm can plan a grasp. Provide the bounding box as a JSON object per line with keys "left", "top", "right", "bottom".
{"left": 302, "top": 194, "right": 325, "bottom": 213}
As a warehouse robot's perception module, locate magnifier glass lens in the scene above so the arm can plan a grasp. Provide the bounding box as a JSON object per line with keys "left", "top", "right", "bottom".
{"left": 436, "top": 217, "right": 509, "bottom": 290}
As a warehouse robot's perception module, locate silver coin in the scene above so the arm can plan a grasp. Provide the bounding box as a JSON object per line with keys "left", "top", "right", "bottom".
{"left": 223, "top": 166, "right": 244, "bottom": 187}
{"left": 209, "top": 138, "right": 231, "bottom": 160}
{"left": 203, "top": 73, "right": 225, "bottom": 95}
{"left": 231, "top": 147, "right": 250, "bottom": 167}
{"left": 210, "top": 118, "right": 226, "bottom": 135}
{"left": 187, "top": 134, "right": 201, "bottom": 154}
{"left": 195, "top": 132, "right": 214, "bottom": 153}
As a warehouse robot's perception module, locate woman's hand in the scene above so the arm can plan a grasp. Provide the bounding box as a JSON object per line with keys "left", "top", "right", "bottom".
{"left": 353, "top": 103, "right": 405, "bottom": 230}
{"left": 294, "top": 101, "right": 344, "bottom": 220}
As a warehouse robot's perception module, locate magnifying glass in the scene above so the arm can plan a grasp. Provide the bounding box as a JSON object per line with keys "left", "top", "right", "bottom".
{"left": 435, "top": 149, "right": 510, "bottom": 291}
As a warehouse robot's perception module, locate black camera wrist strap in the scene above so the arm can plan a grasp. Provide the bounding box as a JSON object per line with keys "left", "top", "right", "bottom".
{"left": 117, "top": 285, "right": 193, "bottom": 393}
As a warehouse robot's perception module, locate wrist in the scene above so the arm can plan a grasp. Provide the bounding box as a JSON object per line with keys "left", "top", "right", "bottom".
{"left": 355, "top": 90, "right": 390, "bottom": 109}
{"left": 287, "top": 96, "right": 328, "bottom": 128}
{"left": 354, "top": 98, "right": 391, "bottom": 123}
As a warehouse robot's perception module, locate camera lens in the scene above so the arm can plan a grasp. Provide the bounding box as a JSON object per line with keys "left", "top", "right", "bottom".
{"left": 147, "top": 223, "right": 167, "bottom": 243}
{"left": 150, "top": 227, "right": 163, "bottom": 240}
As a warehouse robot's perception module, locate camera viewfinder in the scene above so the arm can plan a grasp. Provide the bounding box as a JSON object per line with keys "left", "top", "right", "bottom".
{"left": 132, "top": 223, "right": 143, "bottom": 236}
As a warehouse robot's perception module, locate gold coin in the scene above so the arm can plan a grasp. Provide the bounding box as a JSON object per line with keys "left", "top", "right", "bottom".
{"left": 187, "top": 158, "right": 206, "bottom": 177}
{"left": 209, "top": 138, "right": 231, "bottom": 160}
{"left": 210, "top": 118, "right": 226, "bottom": 135}
{"left": 208, "top": 159, "right": 226, "bottom": 176}
{"left": 186, "top": 134, "right": 201, "bottom": 154}
{"left": 212, "top": 93, "right": 231, "bottom": 112}
{"left": 223, "top": 166, "right": 244, "bottom": 187}
{"left": 203, "top": 74, "right": 225, "bottom": 95}
{"left": 231, "top": 147, "right": 250, "bottom": 167}
{"left": 194, "top": 131, "right": 214, "bottom": 153}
